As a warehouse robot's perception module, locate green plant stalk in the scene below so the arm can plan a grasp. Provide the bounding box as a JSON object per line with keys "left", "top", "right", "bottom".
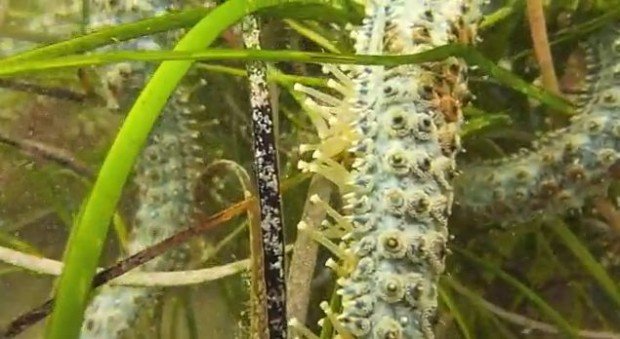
{"left": 182, "top": 291, "right": 199, "bottom": 339}
{"left": 546, "top": 220, "right": 620, "bottom": 308}
{"left": 438, "top": 284, "right": 473, "bottom": 339}
{"left": 0, "top": 45, "right": 573, "bottom": 113}
{"left": 455, "top": 248, "right": 577, "bottom": 338}
{"left": 536, "top": 232, "right": 611, "bottom": 328}
{"left": 479, "top": 0, "right": 518, "bottom": 30}
{"left": 45, "top": 0, "right": 344, "bottom": 338}
{"left": 0, "top": 8, "right": 210, "bottom": 63}
{"left": 195, "top": 63, "right": 329, "bottom": 88}
{"left": 0, "top": 230, "right": 42, "bottom": 256}
{"left": 283, "top": 19, "right": 341, "bottom": 53}
{"left": 0, "top": 3, "right": 360, "bottom": 65}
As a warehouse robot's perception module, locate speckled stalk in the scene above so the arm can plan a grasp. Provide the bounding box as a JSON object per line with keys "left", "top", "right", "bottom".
{"left": 80, "top": 1, "right": 201, "bottom": 337}
{"left": 242, "top": 15, "right": 287, "bottom": 339}
{"left": 293, "top": 0, "right": 481, "bottom": 338}
{"left": 455, "top": 24, "right": 620, "bottom": 226}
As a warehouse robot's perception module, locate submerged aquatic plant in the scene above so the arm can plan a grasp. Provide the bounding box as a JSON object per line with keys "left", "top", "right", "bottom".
{"left": 80, "top": 1, "right": 202, "bottom": 338}
{"left": 0, "top": 0, "right": 619, "bottom": 339}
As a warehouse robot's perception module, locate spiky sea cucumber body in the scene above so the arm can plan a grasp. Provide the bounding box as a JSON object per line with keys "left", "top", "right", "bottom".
{"left": 81, "top": 1, "right": 200, "bottom": 337}
{"left": 89, "top": 0, "right": 177, "bottom": 109}
{"left": 295, "top": 1, "right": 480, "bottom": 337}
{"left": 455, "top": 25, "right": 620, "bottom": 226}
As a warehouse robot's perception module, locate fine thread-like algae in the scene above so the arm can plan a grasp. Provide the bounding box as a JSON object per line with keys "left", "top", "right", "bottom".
{"left": 80, "top": 0, "right": 202, "bottom": 337}
{"left": 455, "top": 23, "right": 620, "bottom": 226}
{"left": 292, "top": 0, "right": 482, "bottom": 337}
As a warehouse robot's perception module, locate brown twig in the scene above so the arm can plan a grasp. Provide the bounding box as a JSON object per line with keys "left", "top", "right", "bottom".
{"left": 2, "top": 199, "right": 252, "bottom": 338}
{"left": 526, "top": 0, "right": 560, "bottom": 95}
{"left": 0, "top": 131, "right": 94, "bottom": 178}
{"left": 2, "top": 172, "right": 311, "bottom": 337}
{"left": 0, "top": 79, "right": 87, "bottom": 102}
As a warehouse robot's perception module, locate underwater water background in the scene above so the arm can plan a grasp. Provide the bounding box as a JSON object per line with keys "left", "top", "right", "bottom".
{"left": 0, "top": 0, "right": 619, "bottom": 338}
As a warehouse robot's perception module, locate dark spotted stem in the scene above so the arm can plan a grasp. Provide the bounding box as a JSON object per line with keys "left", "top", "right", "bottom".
{"left": 242, "top": 16, "right": 288, "bottom": 339}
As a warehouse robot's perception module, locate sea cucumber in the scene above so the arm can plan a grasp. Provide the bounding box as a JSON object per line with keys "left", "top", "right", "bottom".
{"left": 455, "top": 24, "right": 620, "bottom": 226}
{"left": 293, "top": 0, "right": 481, "bottom": 337}
{"left": 80, "top": 1, "right": 201, "bottom": 337}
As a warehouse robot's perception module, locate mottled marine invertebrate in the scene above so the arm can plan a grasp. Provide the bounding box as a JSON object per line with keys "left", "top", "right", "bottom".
{"left": 293, "top": 0, "right": 481, "bottom": 337}
{"left": 80, "top": 1, "right": 201, "bottom": 337}
{"left": 455, "top": 24, "right": 620, "bottom": 225}
{"left": 81, "top": 93, "right": 200, "bottom": 339}
{"left": 89, "top": 0, "right": 178, "bottom": 109}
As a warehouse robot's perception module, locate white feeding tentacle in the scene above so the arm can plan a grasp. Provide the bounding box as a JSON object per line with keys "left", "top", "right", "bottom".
{"left": 293, "top": 0, "right": 482, "bottom": 338}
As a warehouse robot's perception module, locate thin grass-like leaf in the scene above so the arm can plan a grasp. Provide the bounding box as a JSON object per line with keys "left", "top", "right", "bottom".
{"left": 45, "top": 0, "right": 350, "bottom": 338}
{"left": 0, "top": 231, "right": 41, "bottom": 256}
{"left": 195, "top": 63, "right": 329, "bottom": 88}
{"left": 283, "top": 19, "right": 342, "bottom": 53}
{"left": 0, "top": 8, "right": 210, "bottom": 63}
{"left": 438, "top": 283, "right": 473, "bottom": 339}
{"left": 455, "top": 248, "right": 577, "bottom": 338}
{"left": 0, "top": 45, "right": 573, "bottom": 112}
{"left": 0, "top": 3, "right": 359, "bottom": 65}
{"left": 546, "top": 219, "right": 620, "bottom": 308}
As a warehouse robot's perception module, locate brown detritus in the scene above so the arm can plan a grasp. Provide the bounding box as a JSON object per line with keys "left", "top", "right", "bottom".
{"left": 594, "top": 198, "right": 620, "bottom": 234}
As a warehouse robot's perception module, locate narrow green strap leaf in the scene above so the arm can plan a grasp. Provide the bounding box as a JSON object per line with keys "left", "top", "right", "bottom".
{"left": 0, "top": 45, "right": 573, "bottom": 113}
{"left": 0, "top": 8, "right": 210, "bottom": 63}
{"left": 546, "top": 220, "right": 620, "bottom": 308}
{"left": 0, "top": 2, "right": 359, "bottom": 65}
{"left": 45, "top": 0, "right": 343, "bottom": 338}
{"left": 438, "top": 284, "right": 473, "bottom": 339}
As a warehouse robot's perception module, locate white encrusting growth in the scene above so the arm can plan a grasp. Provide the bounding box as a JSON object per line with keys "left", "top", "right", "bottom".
{"left": 242, "top": 14, "right": 288, "bottom": 338}
{"left": 293, "top": 0, "right": 482, "bottom": 338}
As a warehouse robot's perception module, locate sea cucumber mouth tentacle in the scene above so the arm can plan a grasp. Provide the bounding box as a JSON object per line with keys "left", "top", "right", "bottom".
{"left": 455, "top": 24, "right": 620, "bottom": 226}
{"left": 293, "top": 1, "right": 482, "bottom": 338}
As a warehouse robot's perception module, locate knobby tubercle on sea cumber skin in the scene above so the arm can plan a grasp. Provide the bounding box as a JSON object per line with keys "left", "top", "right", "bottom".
{"left": 291, "top": 0, "right": 483, "bottom": 338}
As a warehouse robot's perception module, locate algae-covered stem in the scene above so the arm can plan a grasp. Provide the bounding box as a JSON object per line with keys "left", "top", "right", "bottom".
{"left": 242, "top": 15, "right": 288, "bottom": 338}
